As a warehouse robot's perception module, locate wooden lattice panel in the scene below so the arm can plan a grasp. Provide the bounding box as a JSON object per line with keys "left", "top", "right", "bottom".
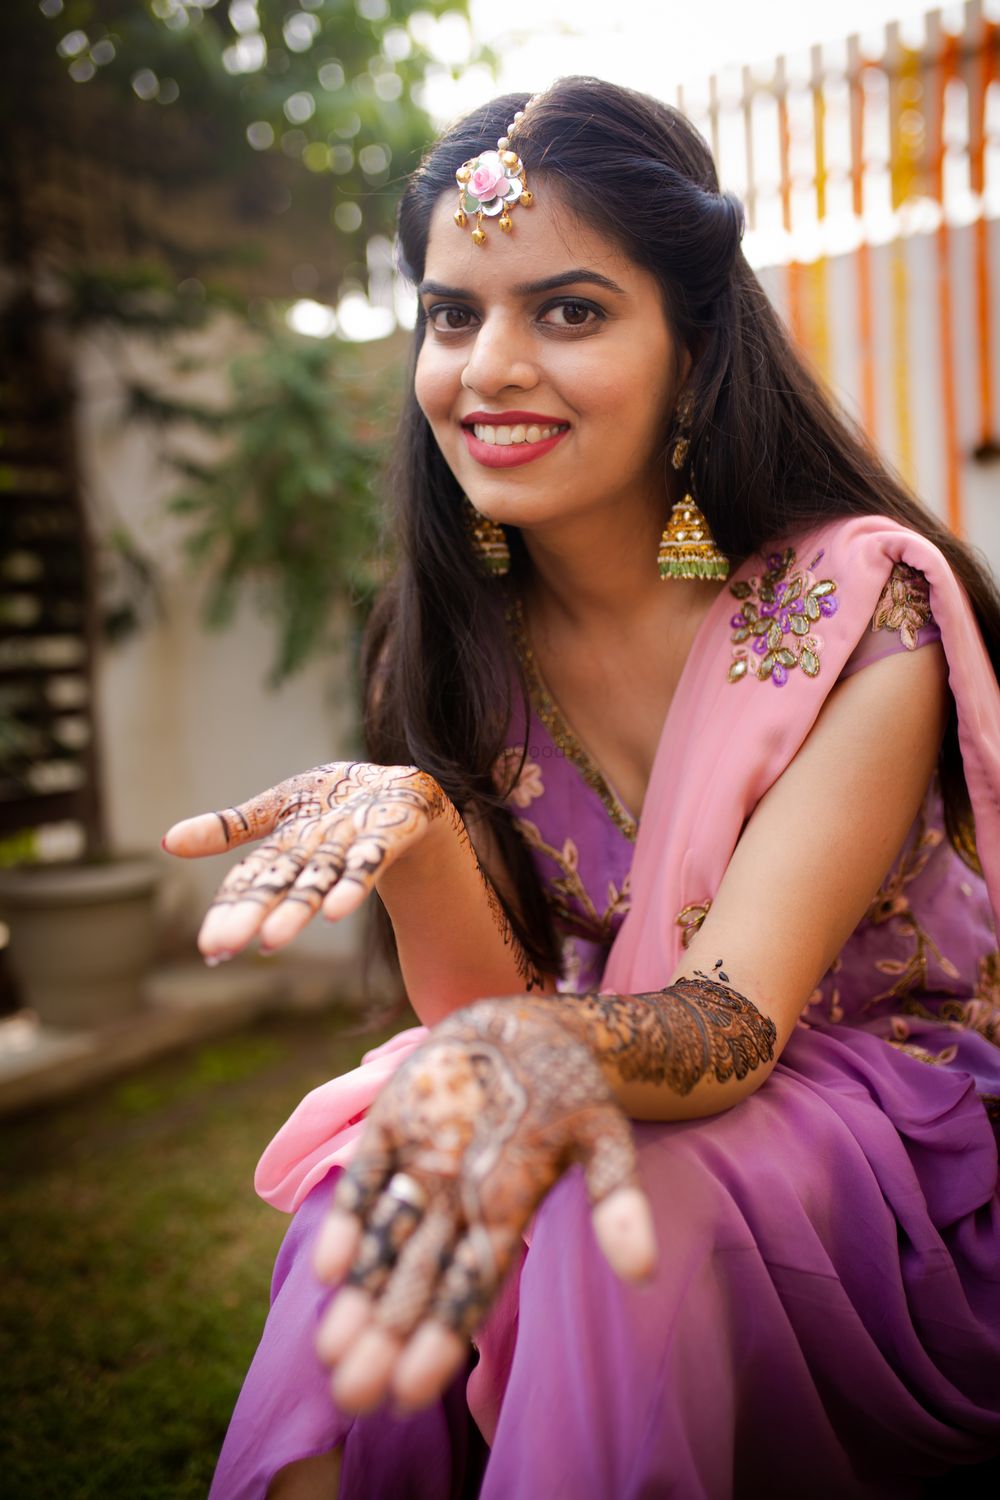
{"left": 0, "top": 305, "right": 102, "bottom": 854}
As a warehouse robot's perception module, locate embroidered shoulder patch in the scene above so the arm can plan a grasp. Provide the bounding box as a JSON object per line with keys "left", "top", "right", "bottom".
{"left": 727, "top": 545, "right": 838, "bottom": 686}
{"left": 870, "top": 561, "right": 932, "bottom": 648}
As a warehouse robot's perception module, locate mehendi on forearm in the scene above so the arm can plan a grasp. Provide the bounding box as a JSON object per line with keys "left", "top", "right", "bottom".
{"left": 533, "top": 962, "right": 777, "bottom": 1097}
{"left": 449, "top": 813, "right": 549, "bottom": 994}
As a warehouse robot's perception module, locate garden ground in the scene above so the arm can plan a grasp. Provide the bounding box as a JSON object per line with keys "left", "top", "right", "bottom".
{"left": 1, "top": 1005, "right": 400, "bottom": 1498}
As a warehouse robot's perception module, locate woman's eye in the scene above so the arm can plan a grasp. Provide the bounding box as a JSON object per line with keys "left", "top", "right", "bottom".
{"left": 543, "top": 300, "right": 599, "bottom": 328}
{"left": 427, "top": 305, "right": 475, "bottom": 331}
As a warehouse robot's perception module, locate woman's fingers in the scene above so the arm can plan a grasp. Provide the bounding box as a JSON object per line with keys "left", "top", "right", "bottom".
{"left": 371, "top": 1208, "right": 458, "bottom": 1341}
{"left": 327, "top": 1208, "right": 459, "bottom": 1412}
{"left": 162, "top": 809, "right": 242, "bottom": 859}
{"left": 591, "top": 1185, "right": 657, "bottom": 1282}
{"left": 165, "top": 766, "right": 444, "bottom": 962}
{"left": 316, "top": 1286, "right": 374, "bottom": 1366}
{"left": 162, "top": 763, "right": 438, "bottom": 862}
{"left": 330, "top": 1324, "right": 404, "bottom": 1415}
{"left": 429, "top": 1222, "right": 521, "bottom": 1343}
{"left": 258, "top": 832, "right": 352, "bottom": 948}
{"left": 341, "top": 1187, "right": 428, "bottom": 1300}
{"left": 327, "top": 1217, "right": 514, "bottom": 1416}
{"left": 197, "top": 825, "right": 329, "bottom": 956}
{"left": 387, "top": 1223, "right": 520, "bottom": 1412}
{"left": 162, "top": 770, "right": 339, "bottom": 859}
{"left": 391, "top": 1322, "right": 469, "bottom": 1414}
{"left": 314, "top": 1119, "right": 396, "bottom": 1284}
{"left": 576, "top": 1102, "right": 657, "bottom": 1281}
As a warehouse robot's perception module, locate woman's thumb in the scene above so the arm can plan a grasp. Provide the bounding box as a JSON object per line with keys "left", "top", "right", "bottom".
{"left": 579, "top": 1106, "right": 657, "bottom": 1281}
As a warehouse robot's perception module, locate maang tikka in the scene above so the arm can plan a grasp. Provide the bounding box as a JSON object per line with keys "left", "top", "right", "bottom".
{"left": 453, "top": 95, "right": 540, "bottom": 244}
{"left": 657, "top": 390, "right": 730, "bottom": 581}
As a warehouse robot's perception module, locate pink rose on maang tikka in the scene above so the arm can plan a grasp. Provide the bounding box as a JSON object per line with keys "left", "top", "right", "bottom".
{"left": 463, "top": 149, "right": 522, "bottom": 216}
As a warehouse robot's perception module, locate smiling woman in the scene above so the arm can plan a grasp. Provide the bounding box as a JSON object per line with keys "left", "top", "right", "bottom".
{"left": 171, "top": 75, "right": 1000, "bottom": 1500}
{"left": 415, "top": 218, "right": 678, "bottom": 507}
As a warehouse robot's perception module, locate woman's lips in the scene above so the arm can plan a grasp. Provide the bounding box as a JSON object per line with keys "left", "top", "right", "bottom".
{"left": 461, "top": 425, "right": 570, "bottom": 469}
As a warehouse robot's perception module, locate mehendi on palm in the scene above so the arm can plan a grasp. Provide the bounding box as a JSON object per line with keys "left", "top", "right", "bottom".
{"left": 330, "top": 974, "right": 775, "bottom": 1346}
{"left": 204, "top": 760, "right": 546, "bottom": 989}
{"left": 334, "top": 999, "right": 639, "bottom": 1342}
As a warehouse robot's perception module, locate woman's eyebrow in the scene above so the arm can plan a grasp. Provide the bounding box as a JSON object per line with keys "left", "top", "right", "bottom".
{"left": 417, "top": 269, "right": 628, "bottom": 299}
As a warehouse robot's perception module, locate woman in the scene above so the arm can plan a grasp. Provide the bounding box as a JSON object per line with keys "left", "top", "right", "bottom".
{"left": 163, "top": 79, "right": 1000, "bottom": 1498}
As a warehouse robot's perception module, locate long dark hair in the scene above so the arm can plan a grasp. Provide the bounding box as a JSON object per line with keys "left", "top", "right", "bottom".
{"left": 361, "top": 74, "right": 1000, "bottom": 994}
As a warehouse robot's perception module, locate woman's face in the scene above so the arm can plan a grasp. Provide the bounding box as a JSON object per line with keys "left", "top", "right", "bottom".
{"left": 413, "top": 181, "right": 689, "bottom": 537}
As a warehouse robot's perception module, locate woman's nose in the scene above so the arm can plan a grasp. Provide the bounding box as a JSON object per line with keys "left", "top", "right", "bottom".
{"left": 460, "top": 313, "right": 538, "bottom": 396}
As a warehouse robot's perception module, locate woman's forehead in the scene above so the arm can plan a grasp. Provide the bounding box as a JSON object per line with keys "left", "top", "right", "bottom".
{"left": 420, "top": 185, "right": 643, "bottom": 296}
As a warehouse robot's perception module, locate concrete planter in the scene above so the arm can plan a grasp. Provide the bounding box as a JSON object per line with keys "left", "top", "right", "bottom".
{"left": 0, "top": 857, "right": 162, "bottom": 1029}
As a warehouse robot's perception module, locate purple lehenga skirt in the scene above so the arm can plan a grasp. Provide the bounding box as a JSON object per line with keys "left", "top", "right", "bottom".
{"left": 210, "top": 1005, "right": 1000, "bottom": 1499}
{"left": 210, "top": 673, "right": 1000, "bottom": 1497}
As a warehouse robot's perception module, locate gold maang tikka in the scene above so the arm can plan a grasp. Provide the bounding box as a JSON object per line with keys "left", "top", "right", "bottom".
{"left": 657, "top": 390, "right": 730, "bottom": 581}
{"left": 453, "top": 97, "right": 539, "bottom": 245}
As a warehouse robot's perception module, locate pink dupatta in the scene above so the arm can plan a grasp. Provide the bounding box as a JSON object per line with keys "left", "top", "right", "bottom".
{"left": 255, "top": 513, "right": 1000, "bottom": 1214}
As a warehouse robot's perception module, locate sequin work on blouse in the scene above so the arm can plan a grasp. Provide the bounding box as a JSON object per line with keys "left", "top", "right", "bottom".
{"left": 495, "top": 562, "right": 996, "bottom": 1030}
{"left": 727, "top": 545, "right": 839, "bottom": 685}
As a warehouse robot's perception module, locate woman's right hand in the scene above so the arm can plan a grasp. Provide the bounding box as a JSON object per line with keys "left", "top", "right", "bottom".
{"left": 161, "top": 762, "right": 455, "bottom": 964}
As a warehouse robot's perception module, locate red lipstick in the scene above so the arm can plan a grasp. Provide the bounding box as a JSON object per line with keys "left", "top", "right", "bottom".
{"left": 461, "top": 410, "right": 570, "bottom": 426}
{"left": 460, "top": 410, "right": 571, "bottom": 468}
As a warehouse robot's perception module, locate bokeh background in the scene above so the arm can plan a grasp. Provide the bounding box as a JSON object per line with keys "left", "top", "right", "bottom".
{"left": 1, "top": 2, "right": 998, "bottom": 1494}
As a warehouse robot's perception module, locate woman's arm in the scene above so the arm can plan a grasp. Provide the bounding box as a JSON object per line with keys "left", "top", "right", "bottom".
{"left": 374, "top": 806, "right": 558, "bottom": 1026}
{"left": 315, "top": 640, "right": 953, "bottom": 1414}
{"left": 519, "top": 636, "right": 952, "bottom": 1120}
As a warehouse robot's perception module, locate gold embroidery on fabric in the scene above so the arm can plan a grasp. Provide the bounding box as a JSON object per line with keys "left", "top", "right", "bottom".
{"left": 870, "top": 561, "right": 933, "bottom": 649}
{"left": 887, "top": 1037, "right": 959, "bottom": 1067}
{"left": 727, "top": 545, "right": 838, "bottom": 686}
{"left": 859, "top": 785, "right": 964, "bottom": 1009}
{"left": 676, "top": 899, "right": 712, "bottom": 950}
{"left": 807, "top": 777, "right": 1000, "bottom": 1060}
{"left": 898, "top": 949, "right": 1000, "bottom": 1047}
{"left": 492, "top": 745, "right": 545, "bottom": 808}
{"left": 953, "top": 814, "right": 984, "bottom": 878}
{"left": 509, "top": 812, "right": 632, "bottom": 946}
{"left": 505, "top": 591, "right": 639, "bottom": 842}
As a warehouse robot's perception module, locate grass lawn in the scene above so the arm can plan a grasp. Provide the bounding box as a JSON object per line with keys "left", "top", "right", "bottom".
{"left": 1, "top": 1006, "right": 402, "bottom": 1499}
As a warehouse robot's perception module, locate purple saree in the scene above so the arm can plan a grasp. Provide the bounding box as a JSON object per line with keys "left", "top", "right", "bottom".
{"left": 210, "top": 518, "right": 1000, "bottom": 1499}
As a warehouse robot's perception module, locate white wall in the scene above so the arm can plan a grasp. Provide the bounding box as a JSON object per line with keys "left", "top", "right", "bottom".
{"left": 74, "top": 315, "right": 369, "bottom": 961}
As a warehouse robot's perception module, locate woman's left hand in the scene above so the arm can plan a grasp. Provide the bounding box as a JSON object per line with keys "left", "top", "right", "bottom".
{"left": 312, "top": 997, "right": 657, "bottom": 1415}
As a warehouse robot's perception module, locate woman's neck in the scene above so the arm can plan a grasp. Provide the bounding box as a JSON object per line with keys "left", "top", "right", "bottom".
{"left": 518, "top": 515, "right": 716, "bottom": 639}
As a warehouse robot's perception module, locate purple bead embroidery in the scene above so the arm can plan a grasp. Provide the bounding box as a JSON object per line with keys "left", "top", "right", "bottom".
{"left": 727, "top": 545, "right": 838, "bottom": 686}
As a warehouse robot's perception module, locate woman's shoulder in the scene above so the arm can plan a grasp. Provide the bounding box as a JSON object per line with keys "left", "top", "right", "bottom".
{"left": 762, "top": 510, "right": 956, "bottom": 587}
{"left": 751, "top": 511, "right": 969, "bottom": 633}
{"left": 724, "top": 513, "right": 953, "bottom": 690}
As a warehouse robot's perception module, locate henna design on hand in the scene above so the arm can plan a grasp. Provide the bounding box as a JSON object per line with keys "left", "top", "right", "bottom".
{"left": 345, "top": 1188, "right": 425, "bottom": 1299}
{"left": 331, "top": 999, "right": 639, "bottom": 1343}
{"left": 210, "top": 763, "right": 444, "bottom": 914}
{"left": 323, "top": 973, "right": 774, "bottom": 1366}
{"left": 199, "top": 760, "right": 545, "bottom": 986}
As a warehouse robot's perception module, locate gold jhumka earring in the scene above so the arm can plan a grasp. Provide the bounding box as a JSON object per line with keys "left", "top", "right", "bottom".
{"left": 464, "top": 495, "right": 511, "bottom": 576}
{"left": 657, "top": 390, "right": 730, "bottom": 581}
